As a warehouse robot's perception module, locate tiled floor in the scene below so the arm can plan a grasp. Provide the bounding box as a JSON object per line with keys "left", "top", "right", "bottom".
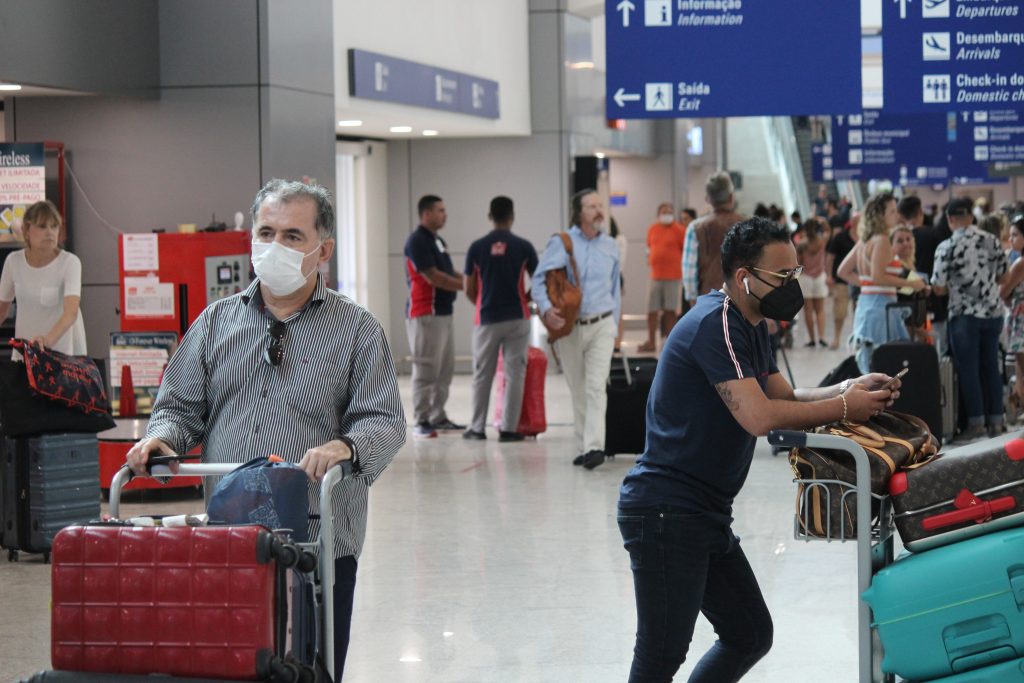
{"left": 2, "top": 321, "right": 895, "bottom": 682}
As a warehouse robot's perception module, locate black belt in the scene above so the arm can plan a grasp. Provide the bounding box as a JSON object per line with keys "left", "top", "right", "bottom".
{"left": 577, "top": 311, "right": 613, "bottom": 326}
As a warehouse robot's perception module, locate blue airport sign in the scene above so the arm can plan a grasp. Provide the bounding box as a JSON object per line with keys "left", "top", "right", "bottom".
{"left": 604, "top": 0, "right": 861, "bottom": 118}
{"left": 348, "top": 49, "right": 500, "bottom": 119}
{"left": 810, "top": 109, "right": 1019, "bottom": 186}
{"left": 880, "top": 0, "right": 1024, "bottom": 113}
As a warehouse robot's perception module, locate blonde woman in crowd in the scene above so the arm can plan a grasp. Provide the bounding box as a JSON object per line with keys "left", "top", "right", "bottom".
{"left": 0, "top": 200, "right": 87, "bottom": 357}
{"left": 851, "top": 193, "right": 925, "bottom": 372}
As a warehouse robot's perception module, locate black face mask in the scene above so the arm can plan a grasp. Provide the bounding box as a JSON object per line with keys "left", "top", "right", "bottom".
{"left": 746, "top": 272, "right": 805, "bottom": 322}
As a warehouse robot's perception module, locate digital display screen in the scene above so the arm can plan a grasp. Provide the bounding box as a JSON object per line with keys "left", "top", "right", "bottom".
{"left": 217, "top": 265, "right": 232, "bottom": 284}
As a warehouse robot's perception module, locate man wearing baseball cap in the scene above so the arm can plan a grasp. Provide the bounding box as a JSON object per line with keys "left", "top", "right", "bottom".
{"left": 932, "top": 197, "right": 1009, "bottom": 439}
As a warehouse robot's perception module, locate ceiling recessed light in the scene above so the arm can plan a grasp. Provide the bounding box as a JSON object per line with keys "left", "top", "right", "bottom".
{"left": 399, "top": 654, "right": 422, "bottom": 663}
{"left": 568, "top": 61, "right": 595, "bottom": 70}
{"left": 337, "top": 120, "right": 363, "bottom": 127}
{"left": 422, "top": 130, "right": 439, "bottom": 137}
{"left": 390, "top": 126, "right": 413, "bottom": 133}
{"left": 594, "top": 152, "right": 606, "bottom": 159}
{"left": 0, "top": 84, "right": 22, "bottom": 92}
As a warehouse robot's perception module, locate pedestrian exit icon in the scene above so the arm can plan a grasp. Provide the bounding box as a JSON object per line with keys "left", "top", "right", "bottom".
{"left": 645, "top": 83, "right": 672, "bottom": 111}
{"left": 644, "top": 0, "right": 671, "bottom": 26}
{"left": 923, "top": 75, "right": 950, "bottom": 103}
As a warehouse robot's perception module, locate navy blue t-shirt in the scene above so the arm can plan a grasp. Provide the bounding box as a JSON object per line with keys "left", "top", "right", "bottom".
{"left": 618, "top": 289, "right": 778, "bottom": 525}
{"left": 404, "top": 226, "right": 457, "bottom": 317}
{"left": 464, "top": 230, "right": 539, "bottom": 325}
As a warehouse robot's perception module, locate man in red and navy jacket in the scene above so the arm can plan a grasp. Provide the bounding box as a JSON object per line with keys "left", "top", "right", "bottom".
{"left": 404, "top": 194, "right": 464, "bottom": 439}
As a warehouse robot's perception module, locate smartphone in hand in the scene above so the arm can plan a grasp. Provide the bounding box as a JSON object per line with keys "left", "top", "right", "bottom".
{"left": 882, "top": 368, "right": 909, "bottom": 391}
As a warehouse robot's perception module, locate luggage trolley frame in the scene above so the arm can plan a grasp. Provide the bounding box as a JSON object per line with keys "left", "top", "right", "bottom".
{"left": 108, "top": 460, "right": 351, "bottom": 682}
{"left": 768, "top": 430, "right": 896, "bottom": 683}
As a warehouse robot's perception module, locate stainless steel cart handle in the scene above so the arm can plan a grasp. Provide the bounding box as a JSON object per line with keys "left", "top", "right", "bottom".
{"left": 107, "top": 458, "right": 353, "bottom": 680}
{"left": 768, "top": 429, "right": 880, "bottom": 683}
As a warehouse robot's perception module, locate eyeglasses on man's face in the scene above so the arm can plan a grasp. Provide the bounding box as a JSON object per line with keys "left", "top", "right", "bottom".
{"left": 264, "top": 320, "right": 286, "bottom": 366}
{"left": 749, "top": 265, "right": 803, "bottom": 284}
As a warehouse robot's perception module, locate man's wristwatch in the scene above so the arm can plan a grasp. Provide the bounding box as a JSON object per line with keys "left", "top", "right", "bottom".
{"left": 838, "top": 379, "right": 852, "bottom": 396}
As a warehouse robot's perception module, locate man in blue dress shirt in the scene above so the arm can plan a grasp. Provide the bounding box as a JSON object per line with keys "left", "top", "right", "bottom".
{"left": 531, "top": 189, "right": 621, "bottom": 469}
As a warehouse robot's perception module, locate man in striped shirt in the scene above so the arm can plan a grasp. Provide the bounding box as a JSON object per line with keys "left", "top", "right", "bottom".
{"left": 126, "top": 179, "right": 406, "bottom": 679}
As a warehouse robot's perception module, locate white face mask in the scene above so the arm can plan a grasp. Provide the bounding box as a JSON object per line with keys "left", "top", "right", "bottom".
{"left": 251, "top": 240, "right": 321, "bottom": 296}
{"left": 658, "top": 213, "right": 674, "bottom": 225}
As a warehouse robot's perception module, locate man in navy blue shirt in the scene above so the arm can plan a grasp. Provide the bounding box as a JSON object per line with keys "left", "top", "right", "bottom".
{"left": 404, "top": 195, "right": 465, "bottom": 439}
{"left": 462, "top": 196, "right": 539, "bottom": 441}
{"left": 618, "top": 217, "right": 898, "bottom": 682}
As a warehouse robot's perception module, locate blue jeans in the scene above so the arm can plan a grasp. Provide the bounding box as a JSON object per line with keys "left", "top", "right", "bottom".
{"left": 618, "top": 510, "right": 773, "bottom": 682}
{"left": 949, "top": 315, "right": 1004, "bottom": 427}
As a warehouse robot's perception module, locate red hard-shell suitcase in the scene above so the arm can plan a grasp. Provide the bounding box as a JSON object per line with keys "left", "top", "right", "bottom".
{"left": 889, "top": 431, "right": 1024, "bottom": 552}
{"left": 51, "top": 524, "right": 297, "bottom": 679}
{"left": 493, "top": 346, "right": 547, "bottom": 436}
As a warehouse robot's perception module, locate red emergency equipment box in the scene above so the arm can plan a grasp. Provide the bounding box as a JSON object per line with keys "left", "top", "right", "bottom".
{"left": 118, "top": 231, "right": 251, "bottom": 338}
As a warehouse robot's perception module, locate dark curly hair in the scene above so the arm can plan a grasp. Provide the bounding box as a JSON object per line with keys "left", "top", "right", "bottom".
{"left": 721, "top": 216, "right": 793, "bottom": 278}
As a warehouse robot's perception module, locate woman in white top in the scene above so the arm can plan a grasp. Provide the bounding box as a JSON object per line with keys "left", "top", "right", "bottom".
{"left": 0, "top": 200, "right": 88, "bottom": 356}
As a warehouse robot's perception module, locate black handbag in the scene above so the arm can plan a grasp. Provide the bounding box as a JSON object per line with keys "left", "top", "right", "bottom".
{"left": 0, "top": 359, "right": 115, "bottom": 437}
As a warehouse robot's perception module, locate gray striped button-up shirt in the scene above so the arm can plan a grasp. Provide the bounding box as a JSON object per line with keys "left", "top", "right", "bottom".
{"left": 147, "top": 276, "right": 406, "bottom": 558}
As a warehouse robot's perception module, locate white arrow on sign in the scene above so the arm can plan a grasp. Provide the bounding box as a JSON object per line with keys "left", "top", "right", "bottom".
{"left": 616, "top": 0, "right": 636, "bottom": 27}
{"left": 895, "top": 0, "right": 912, "bottom": 19}
{"left": 613, "top": 87, "right": 641, "bottom": 107}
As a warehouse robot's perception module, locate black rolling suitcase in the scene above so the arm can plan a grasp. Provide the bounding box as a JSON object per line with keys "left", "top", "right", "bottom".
{"left": 0, "top": 433, "right": 100, "bottom": 562}
{"left": 604, "top": 356, "right": 657, "bottom": 456}
{"left": 870, "top": 302, "right": 945, "bottom": 443}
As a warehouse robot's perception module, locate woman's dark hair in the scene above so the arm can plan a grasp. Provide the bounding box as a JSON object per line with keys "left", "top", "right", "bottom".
{"left": 721, "top": 217, "right": 793, "bottom": 278}
{"left": 570, "top": 188, "right": 597, "bottom": 226}
{"left": 800, "top": 219, "right": 822, "bottom": 241}
{"left": 753, "top": 202, "right": 770, "bottom": 218}
{"left": 608, "top": 216, "right": 620, "bottom": 238}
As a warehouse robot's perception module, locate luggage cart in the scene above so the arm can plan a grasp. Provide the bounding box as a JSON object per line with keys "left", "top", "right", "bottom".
{"left": 768, "top": 430, "right": 897, "bottom": 683}
{"left": 108, "top": 459, "right": 351, "bottom": 683}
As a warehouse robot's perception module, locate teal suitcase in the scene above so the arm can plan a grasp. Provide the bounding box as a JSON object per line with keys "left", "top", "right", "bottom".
{"left": 861, "top": 526, "right": 1024, "bottom": 681}
{"left": 926, "top": 655, "right": 1024, "bottom": 682}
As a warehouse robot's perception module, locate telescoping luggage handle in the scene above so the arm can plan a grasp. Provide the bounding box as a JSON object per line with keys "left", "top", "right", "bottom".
{"left": 768, "top": 429, "right": 878, "bottom": 683}
{"left": 108, "top": 455, "right": 353, "bottom": 682}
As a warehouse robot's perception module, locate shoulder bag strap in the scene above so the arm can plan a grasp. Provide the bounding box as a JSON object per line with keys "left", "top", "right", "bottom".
{"left": 559, "top": 232, "right": 580, "bottom": 286}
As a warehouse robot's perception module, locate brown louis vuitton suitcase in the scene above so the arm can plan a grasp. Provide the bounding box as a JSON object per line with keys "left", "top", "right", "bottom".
{"left": 789, "top": 411, "right": 936, "bottom": 540}
{"left": 890, "top": 431, "right": 1024, "bottom": 552}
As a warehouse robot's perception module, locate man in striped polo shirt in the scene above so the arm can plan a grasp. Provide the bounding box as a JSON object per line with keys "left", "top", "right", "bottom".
{"left": 127, "top": 179, "right": 406, "bottom": 679}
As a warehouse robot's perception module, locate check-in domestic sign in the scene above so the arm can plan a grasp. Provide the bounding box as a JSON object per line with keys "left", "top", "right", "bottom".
{"left": 605, "top": 0, "right": 862, "bottom": 118}
{"left": 880, "top": 0, "right": 1024, "bottom": 112}
{"left": 348, "top": 49, "right": 499, "bottom": 119}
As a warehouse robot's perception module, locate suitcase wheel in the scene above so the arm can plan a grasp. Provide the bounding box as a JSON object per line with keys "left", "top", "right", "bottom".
{"left": 7, "top": 548, "right": 17, "bottom": 562}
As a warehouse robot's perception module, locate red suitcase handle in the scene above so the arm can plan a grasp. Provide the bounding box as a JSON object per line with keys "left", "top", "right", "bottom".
{"left": 922, "top": 489, "right": 1016, "bottom": 531}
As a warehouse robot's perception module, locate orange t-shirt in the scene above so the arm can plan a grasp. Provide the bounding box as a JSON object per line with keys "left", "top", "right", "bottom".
{"left": 647, "top": 222, "right": 686, "bottom": 280}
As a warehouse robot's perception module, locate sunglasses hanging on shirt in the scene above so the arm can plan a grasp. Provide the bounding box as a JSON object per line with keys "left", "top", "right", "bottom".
{"left": 264, "top": 320, "right": 286, "bottom": 366}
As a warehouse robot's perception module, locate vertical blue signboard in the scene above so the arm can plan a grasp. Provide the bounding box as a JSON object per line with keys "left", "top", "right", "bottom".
{"left": 880, "top": 0, "right": 1024, "bottom": 113}
{"left": 605, "top": 0, "right": 862, "bottom": 118}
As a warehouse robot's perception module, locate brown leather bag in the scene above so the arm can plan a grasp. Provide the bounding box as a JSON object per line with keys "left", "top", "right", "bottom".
{"left": 542, "top": 232, "right": 582, "bottom": 342}
{"left": 789, "top": 411, "right": 938, "bottom": 540}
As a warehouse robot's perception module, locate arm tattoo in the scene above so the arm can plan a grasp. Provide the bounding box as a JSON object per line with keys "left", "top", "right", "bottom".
{"left": 716, "top": 382, "right": 740, "bottom": 411}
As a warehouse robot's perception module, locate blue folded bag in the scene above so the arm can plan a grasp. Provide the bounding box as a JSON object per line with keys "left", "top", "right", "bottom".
{"left": 207, "top": 456, "right": 309, "bottom": 542}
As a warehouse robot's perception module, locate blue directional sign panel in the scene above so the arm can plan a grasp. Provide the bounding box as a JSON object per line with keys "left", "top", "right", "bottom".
{"left": 348, "top": 49, "right": 499, "bottom": 119}
{"left": 881, "top": 0, "right": 1024, "bottom": 113}
{"left": 809, "top": 109, "right": 1017, "bottom": 186}
{"left": 605, "top": 1, "right": 862, "bottom": 118}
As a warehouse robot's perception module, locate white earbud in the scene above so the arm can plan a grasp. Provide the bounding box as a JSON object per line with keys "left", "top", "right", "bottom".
{"left": 743, "top": 277, "right": 750, "bottom": 295}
